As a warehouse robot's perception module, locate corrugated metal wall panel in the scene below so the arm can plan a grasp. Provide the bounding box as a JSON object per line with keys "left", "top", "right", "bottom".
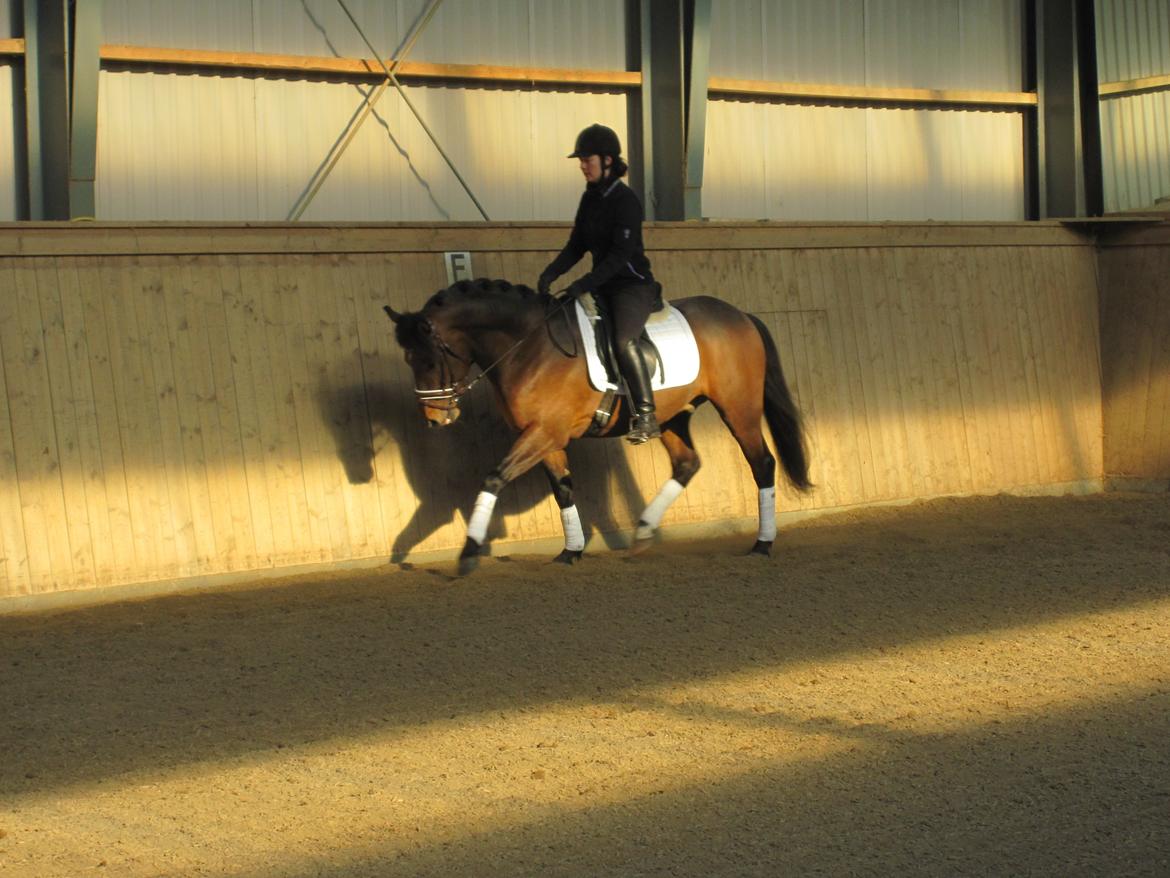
{"left": 103, "top": 0, "right": 258, "bottom": 51}
{"left": 704, "top": 100, "right": 1023, "bottom": 221}
{"left": 1, "top": 63, "right": 18, "bottom": 221}
{"left": 1, "top": 0, "right": 16, "bottom": 38}
{"left": 1, "top": 1, "right": 17, "bottom": 220}
{"left": 865, "top": 106, "right": 1023, "bottom": 220}
{"left": 710, "top": 0, "right": 1021, "bottom": 89}
{"left": 704, "top": 101, "right": 869, "bottom": 220}
{"left": 1099, "top": 92, "right": 1170, "bottom": 212}
{"left": 96, "top": 1, "right": 629, "bottom": 220}
{"left": 1096, "top": 0, "right": 1170, "bottom": 212}
{"left": 96, "top": 68, "right": 625, "bottom": 221}
{"left": 865, "top": 0, "right": 1021, "bottom": 90}
{"left": 710, "top": 0, "right": 868, "bottom": 82}
{"left": 707, "top": 1, "right": 1025, "bottom": 220}
{"left": 1096, "top": 0, "right": 1170, "bottom": 81}
{"left": 103, "top": 1, "right": 627, "bottom": 70}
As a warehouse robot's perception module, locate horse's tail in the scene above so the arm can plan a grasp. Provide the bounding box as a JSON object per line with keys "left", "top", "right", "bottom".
{"left": 746, "top": 313, "right": 812, "bottom": 492}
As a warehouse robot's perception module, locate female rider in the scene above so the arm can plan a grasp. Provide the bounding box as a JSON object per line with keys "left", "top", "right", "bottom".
{"left": 537, "top": 124, "right": 662, "bottom": 445}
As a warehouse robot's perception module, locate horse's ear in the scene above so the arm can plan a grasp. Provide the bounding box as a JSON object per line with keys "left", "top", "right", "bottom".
{"left": 383, "top": 305, "right": 402, "bottom": 323}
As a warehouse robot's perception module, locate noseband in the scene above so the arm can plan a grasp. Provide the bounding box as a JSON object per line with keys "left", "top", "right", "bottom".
{"left": 413, "top": 319, "right": 477, "bottom": 410}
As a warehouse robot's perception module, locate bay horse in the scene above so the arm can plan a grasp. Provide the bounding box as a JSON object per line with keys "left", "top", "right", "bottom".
{"left": 384, "top": 278, "right": 811, "bottom": 575}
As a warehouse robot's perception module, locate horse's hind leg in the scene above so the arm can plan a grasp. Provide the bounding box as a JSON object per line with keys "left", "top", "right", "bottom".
{"left": 715, "top": 402, "right": 778, "bottom": 556}
{"left": 543, "top": 450, "right": 585, "bottom": 564}
{"left": 632, "top": 406, "right": 702, "bottom": 552}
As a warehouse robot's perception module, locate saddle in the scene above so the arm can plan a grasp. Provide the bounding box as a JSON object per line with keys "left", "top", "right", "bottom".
{"left": 590, "top": 289, "right": 665, "bottom": 388}
{"left": 573, "top": 287, "right": 701, "bottom": 436}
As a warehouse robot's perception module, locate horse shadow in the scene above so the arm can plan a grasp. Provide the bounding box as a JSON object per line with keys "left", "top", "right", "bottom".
{"left": 317, "top": 382, "right": 645, "bottom": 563}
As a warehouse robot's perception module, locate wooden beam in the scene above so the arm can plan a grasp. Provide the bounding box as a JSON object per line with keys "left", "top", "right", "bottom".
{"left": 709, "top": 76, "right": 1038, "bottom": 108}
{"left": 99, "top": 44, "right": 640, "bottom": 89}
{"left": 0, "top": 38, "right": 25, "bottom": 57}
{"left": 1099, "top": 72, "right": 1170, "bottom": 98}
{"left": 0, "top": 221, "right": 1092, "bottom": 258}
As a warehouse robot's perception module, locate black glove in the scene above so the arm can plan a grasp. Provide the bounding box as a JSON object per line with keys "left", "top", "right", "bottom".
{"left": 566, "top": 279, "right": 590, "bottom": 299}
{"left": 537, "top": 272, "right": 555, "bottom": 296}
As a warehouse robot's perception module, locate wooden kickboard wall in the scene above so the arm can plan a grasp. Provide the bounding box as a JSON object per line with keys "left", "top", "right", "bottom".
{"left": 0, "top": 222, "right": 1111, "bottom": 601}
{"left": 1098, "top": 223, "right": 1170, "bottom": 484}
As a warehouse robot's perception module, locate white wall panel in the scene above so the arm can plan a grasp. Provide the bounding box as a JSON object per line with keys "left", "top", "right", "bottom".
{"left": 710, "top": 0, "right": 1021, "bottom": 89}
{"left": 1096, "top": 0, "right": 1170, "bottom": 212}
{"left": 96, "top": 68, "right": 625, "bottom": 221}
{"left": 103, "top": 0, "right": 258, "bottom": 52}
{"left": 864, "top": 0, "right": 1021, "bottom": 90}
{"left": 1, "top": 1, "right": 18, "bottom": 220}
{"left": 1, "top": 63, "right": 18, "bottom": 220}
{"left": 96, "top": 1, "right": 629, "bottom": 221}
{"left": 707, "top": 0, "right": 1025, "bottom": 220}
{"left": 705, "top": 100, "right": 1023, "bottom": 221}
{"left": 1, "top": 0, "right": 16, "bottom": 38}
{"left": 1099, "top": 92, "right": 1170, "bottom": 212}
{"left": 103, "top": 1, "right": 626, "bottom": 70}
{"left": 1096, "top": 0, "right": 1170, "bottom": 81}
{"left": 865, "top": 106, "right": 1023, "bottom": 220}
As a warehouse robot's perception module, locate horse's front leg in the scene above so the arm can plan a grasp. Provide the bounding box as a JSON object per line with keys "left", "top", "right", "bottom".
{"left": 543, "top": 450, "right": 585, "bottom": 564}
{"left": 459, "top": 424, "right": 558, "bottom": 576}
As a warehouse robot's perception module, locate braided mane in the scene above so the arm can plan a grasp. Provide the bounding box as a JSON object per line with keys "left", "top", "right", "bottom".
{"left": 424, "top": 277, "right": 541, "bottom": 310}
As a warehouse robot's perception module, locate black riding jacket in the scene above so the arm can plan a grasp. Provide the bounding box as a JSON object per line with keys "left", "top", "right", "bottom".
{"left": 543, "top": 178, "right": 655, "bottom": 294}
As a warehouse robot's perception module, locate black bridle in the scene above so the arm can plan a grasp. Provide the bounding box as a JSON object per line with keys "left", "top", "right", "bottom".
{"left": 394, "top": 291, "right": 579, "bottom": 410}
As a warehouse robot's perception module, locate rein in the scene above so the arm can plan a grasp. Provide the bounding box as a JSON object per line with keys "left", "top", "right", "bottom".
{"left": 410, "top": 291, "right": 578, "bottom": 408}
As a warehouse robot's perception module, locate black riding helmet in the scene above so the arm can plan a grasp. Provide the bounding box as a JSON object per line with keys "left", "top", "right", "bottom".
{"left": 568, "top": 123, "right": 621, "bottom": 159}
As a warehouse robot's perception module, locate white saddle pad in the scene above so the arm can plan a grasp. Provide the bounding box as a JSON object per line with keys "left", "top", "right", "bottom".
{"left": 573, "top": 294, "right": 701, "bottom": 393}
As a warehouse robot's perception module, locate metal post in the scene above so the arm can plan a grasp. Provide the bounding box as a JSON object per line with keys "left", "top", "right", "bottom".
{"left": 641, "top": 0, "right": 685, "bottom": 220}
{"left": 640, "top": 0, "right": 708, "bottom": 221}
{"left": 1023, "top": 0, "right": 1040, "bottom": 220}
{"left": 625, "top": 0, "right": 647, "bottom": 211}
{"left": 1036, "top": 0, "right": 1104, "bottom": 218}
{"left": 70, "top": 0, "right": 102, "bottom": 219}
{"left": 23, "top": 0, "right": 70, "bottom": 220}
{"left": 683, "top": 0, "right": 710, "bottom": 220}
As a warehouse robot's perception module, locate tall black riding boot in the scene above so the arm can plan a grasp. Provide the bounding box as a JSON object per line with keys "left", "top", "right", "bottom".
{"left": 617, "top": 338, "right": 661, "bottom": 444}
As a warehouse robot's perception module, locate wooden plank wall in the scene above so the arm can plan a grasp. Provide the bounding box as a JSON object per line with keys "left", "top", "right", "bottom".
{"left": 0, "top": 222, "right": 1106, "bottom": 601}
{"left": 1099, "top": 223, "right": 1170, "bottom": 486}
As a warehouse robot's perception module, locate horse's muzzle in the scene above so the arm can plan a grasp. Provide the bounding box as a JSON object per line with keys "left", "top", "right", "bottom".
{"left": 422, "top": 404, "right": 460, "bottom": 427}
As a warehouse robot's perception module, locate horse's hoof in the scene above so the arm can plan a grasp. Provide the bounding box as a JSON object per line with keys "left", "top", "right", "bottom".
{"left": 749, "top": 540, "right": 773, "bottom": 556}
{"left": 552, "top": 549, "right": 583, "bottom": 565}
{"left": 457, "top": 538, "right": 481, "bottom": 576}
{"left": 629, "top": 527, "right": 656, "bottom": 556}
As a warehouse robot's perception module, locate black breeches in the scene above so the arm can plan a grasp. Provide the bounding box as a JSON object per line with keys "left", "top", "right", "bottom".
{"left": 598, "top": 284, "right": 660, "bottom": 346}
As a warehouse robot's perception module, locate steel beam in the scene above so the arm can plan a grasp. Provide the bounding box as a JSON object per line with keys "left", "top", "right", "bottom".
{"left": 1035, "top": 0, "right": 1104, "bottom": 218}
{"left": 639, "top": 0, "right": 710, "bottom": 221}
{"left": 23, "top": 0, "right": 70, "bottom": 219}
{"left": 70, "top": 0, "right": 102, "bottom": 219}
{"left": 682, "top": 0, "right": 709, "bottom": 220}
{"left": 640, "top": 0, "right": 684, "bottom": 220}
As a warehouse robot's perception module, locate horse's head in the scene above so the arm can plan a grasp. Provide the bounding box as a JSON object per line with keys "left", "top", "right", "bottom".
{"left": 384, "top": 302, "right": 473, "bottom": 427}
{"left": 386, "top": 279, "right": 541, "bottom": 426}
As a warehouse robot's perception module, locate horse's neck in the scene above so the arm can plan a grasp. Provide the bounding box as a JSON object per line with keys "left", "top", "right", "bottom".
{"left": 452, "top": 295, "right": 541, "bottom": 365}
